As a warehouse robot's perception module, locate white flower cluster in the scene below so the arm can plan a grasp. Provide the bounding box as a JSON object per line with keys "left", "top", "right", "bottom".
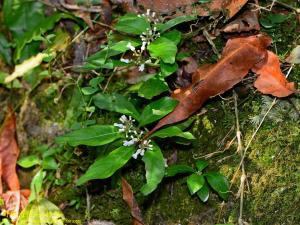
{"left": 138, "top": 9, "right": 160, "bottom": 24}
{"left": 120, "top": 9, "right": 160, "bottom": 72}
{"left": 132, "top": 139, "right": 153, "bottom": 159}
{"left": 114, "top": 115, "right": 153, "bottom": 159}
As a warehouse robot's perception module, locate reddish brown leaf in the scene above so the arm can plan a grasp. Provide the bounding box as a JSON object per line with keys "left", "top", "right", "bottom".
{"left": 252, "top": 51, "right": 296, "bottom": 97}
{"left": 122, "top": 178, "right": 144, "bottom": 225}
{"left": 224, "top": 0, "right": 249, "bottom": 19}
{"left": 121, "top": 0, "right": 248, "bottom": 19}
{"left": 0, "top": 107, "right": 20, "bottom": 193}
{"left": 147, "top": 34, "right": 272, "bottom": 136}
{"left": 222, "top": 10, "right": 260, "bottom": 33}
{"left": 0, "top": 107, "right": 30, "bottom": 222}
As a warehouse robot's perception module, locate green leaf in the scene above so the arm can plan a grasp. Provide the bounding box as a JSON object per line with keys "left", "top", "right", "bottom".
{"left": 76, "top": 146, "right": 135, "bottom": 185}
{"left": 89, "top": 77, "right": 104, "bottom": 87}
{"left": 55, "top": 125, "right": 122, "bottom": 147}
{"left": 197, "top": 183, "right": 210, "bottom": 202}
{"left": 157, "top": 15, "right": 197, "bottom": 33}
{"left": 17, "top": 198, "right": 65, "bottom": 225}
{"left": 93, "top": 93, "right": 140, "bottom": 119}
{"left": 260, "top": 13, "right": 289, "bottom": 29}
{"left": 138, "top": 78, "right": 169, "bottom": 99}
{"left": 110, "top": 40, "right": 140, "bottom": 52}
{"left": 160, "top": 61, "right": 178, "bottom": 77}
{"left": 115, "top": 13, "right": 151, "bottom": 35}
{"left": 18, "top": 155, "right": 41, "bottom": 168}
{"left": 162, "top": 30, "right": 182, "bottom": 45}
{"left": 0, "top": 34, "right": 12, "bottom": 65}
{"left": 41, "top": 156, "right": 58, "bottom": 170}
{"left": 204, "top": 172, "right": 229, "bottom": 200}
{"left": 29, "top": 170, "right": 46, "bottom": 202}
{"left": 195, "top": 160, "right": 209, "bottom": 172}
{"left": 15, "top": 13, "right": 73, "bottom": 60}
{"left": 140, "top": 145, "right": 165, "bottom": 195}
{"left": 138, "top": 97, "right": 178, "bottom": 126}
{"left": 165, "top": 165, "right": 195, "bottom": 177}
{"left": 151, "top": 125, "right": 195, "bottom": 140}
{"left": 81, "top": 87, "right": 99, "bottom": 95}
{"left": 187, "top": 174, "right": 205, "bottom": 195}
{"left": 148, "top": 37, "right": 177, "bottom": 64}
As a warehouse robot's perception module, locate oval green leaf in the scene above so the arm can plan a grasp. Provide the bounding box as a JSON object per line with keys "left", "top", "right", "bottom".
{"left": 76, "top": 146, "right": 135, "bottom": 185}
{"left": 165, "top": 165, "right": 195, "bottom": 177}
{"left": 55, "top": 125, "right": 121, "bottom": 147}
{"left": 187, "top": 174, "right": 205, "bottom": 195}
{"left": 197, "top": 183, "right": 210, "bottom": 202}
{"left": 18, "top": 155, "right": 41, "bottom": 168}
{"left": 157, "top": 15, "right": 197, "bottom": 33}
{"left": 140, "top": 144, "right": 165, "bottom": 195}
{"left": 195, "top": 160, "right": 209, "bottom": 172}
{"left": 93, "top": 93, "right": 140, "bottom": 119}
{"left": 138, "top": 97, "right": 178, "bottom": 126}
{"left": 204, "top": 172, "right": 229, "bottom": 200}
{"left": 138, "top": 78, "right": 169, "bottom": 99}
{"left": 148, "top": 37, "right": 177, "bottom": 64}
{"left": 151, "top": 125, "right": 195, "bottom": 140}
{"left": 115, "top": 13, "right": 150, "bottom": 35}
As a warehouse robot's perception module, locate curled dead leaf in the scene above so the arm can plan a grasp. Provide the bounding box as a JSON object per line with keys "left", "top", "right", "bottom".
{"left": 0, "top": 107, "right": 30, "bottom": 222}
{"left": 147, "top": 34, "right": 272, "bottom": 136}
{"left": 118, "top": 0, "right": 248, "bottom": 19}
{"left": 222, "top": 10, "right": 260, "bottom": 33}
{"left": 252, "top": 51, "right": 296, "bottom": 97}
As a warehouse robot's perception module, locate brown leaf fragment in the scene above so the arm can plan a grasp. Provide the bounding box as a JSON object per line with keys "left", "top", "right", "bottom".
{"left": 0, "top": 107, "right": 30, "bottom": 222}
{"left": 222, "top": 10, "right": 260, "bottom": 33}
{"left": 224, "top": 0, "right": 249, "bottom": 19}
{"left": 122, "top": 178, "right": 144, "bottom": 225}
{"left": 147, "top": 34, "right": 272, "bottom": 136}
{"left": 118, "top": 0, "right": 247, "bottom": 19}
{"left": 0, "top": 107, "right": 20, "bottom": 193}
{"left": 252, "top": 51, "right": 296, "bottom": 97}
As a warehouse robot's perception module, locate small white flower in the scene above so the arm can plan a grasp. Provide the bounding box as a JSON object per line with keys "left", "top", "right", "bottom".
{"left": 141, "top": 42, "right": 147, "bottom": 51}
{"left": 119, "top": 128, "right": 125, "bottom": 132}
{"left": 146, "top": 9, "right": 151, "bottom": 16}
{"left": 126, "top": 42, "right": 135, "bottom": 52}
{"left": 152, "top": 12, "right": 156, "bottom": 17}
{"left": 164, "top": 158, "right": 168, "bottom": 168}
{"left": 114, "top": 123, "right": 125, "bottom": 128}
{"left": 120, "top": 115, "right": 128, "bottom": 123}
{"left": 132, "top": 149, "right": 142, "bottom": 159}
{"left": 140, "top": 149, "right": 145, "bottom": 156}
{"left": 138, "top": 64, "right": 145, "bottom": 72}
{"left": 120, "top": 58, "right": 130, "bottom": 63}
{"left": 123, "top": 139, "right": 135, "bottom": 146}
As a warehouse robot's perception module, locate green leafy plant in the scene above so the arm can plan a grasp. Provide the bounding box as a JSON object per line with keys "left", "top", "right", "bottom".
{"left": 56, "top": 95, "right": 195, "bottom": 195}
{"left": 165, "top": 160, "right": 229, "bottom": 202}
{"left": 17, "top": 145, "right": 61, "bottom": 171}
{"left": 82, "top": 11, "right": 196, "bottom": 100}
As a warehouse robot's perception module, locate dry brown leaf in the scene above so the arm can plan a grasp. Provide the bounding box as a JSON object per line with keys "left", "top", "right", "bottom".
{"left": 222, "top": 10, "right": 260, "bottom": 33}
{"left": 120, "top": 0, "right": 248, "bottom": 19}
{"left": 252, "top": 51, "right": 296, "bottom": 97}
{"left": 147, "top": 34, "right": 296, "bottom": 136}
{"left": 0, "top": 107, "right": 30, "bottom": 223}
{"left": 0, "top": 107, "right": 20, "bottom": 193}
{"left": 122, "top": 178, "right": 144, "bottom": 225}
{"left": 147, "top": 35, "right": 274, "bottom": 136}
